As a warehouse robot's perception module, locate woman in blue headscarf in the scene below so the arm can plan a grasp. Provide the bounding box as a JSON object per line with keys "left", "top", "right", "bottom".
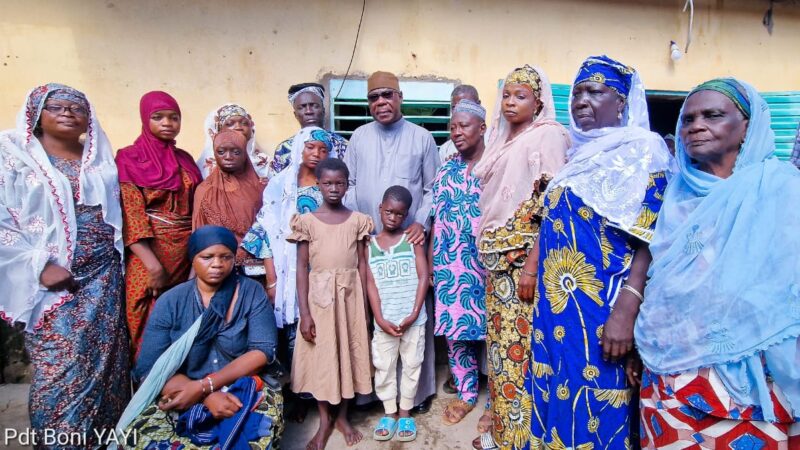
{"left": 116, "top": 225, "right": 283, "bottom": 450}
{"left": 634, "top": 79, "right": 800, "bottom": 448}
{"left": 528, "top": 56, "right": 673, "bottom": 449}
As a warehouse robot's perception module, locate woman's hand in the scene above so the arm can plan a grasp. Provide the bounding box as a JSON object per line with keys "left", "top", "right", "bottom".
{"left": 625, "top": 351, "right": 644, "bottom": 388}
{"left": 299, "top": 314, "right": 316, "bottom": 343}
{"left": 39, "top": 263, "right": 77, "bottom": 292}
{"left": 159, "top": 380, "right": 205, "bottom": 412}
{"left": 145, "top": 263, "right": 169, "bottom": 298}
{"left": 600, "top": 296, "right": 639, "bottom": 362}
{"left": 203, "top": 392, "right": 243, "bottom": 419}
{"left": 518, "top": 272, "right": 537, "bottom": 303}
{"left": 265, "top": 279, "right": 277, "bottom": 305}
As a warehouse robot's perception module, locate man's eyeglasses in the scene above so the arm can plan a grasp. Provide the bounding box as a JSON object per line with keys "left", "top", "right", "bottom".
{"left": 367, "top": 90, "right": 397, "bottom": 103}
{"left": 43, "top": 104, "right": 88, "bottom": 117}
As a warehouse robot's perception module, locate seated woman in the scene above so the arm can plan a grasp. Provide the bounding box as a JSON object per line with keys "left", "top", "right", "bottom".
{"left": 117, "top": 225, "right": 282, "bottom": 450}
{"left": 193, "top": 130, "right": 265, "bottom": 277}
{"left": 634, "top": 78, "right": 799, "bottom": 448}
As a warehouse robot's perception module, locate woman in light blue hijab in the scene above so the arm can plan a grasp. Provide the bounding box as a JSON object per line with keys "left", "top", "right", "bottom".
{"left": 634, "top": 78, "right": 800, "bottom": 448}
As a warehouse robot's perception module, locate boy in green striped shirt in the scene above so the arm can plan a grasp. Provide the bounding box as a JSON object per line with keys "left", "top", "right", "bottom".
{"left": 365, "top": 186, "right": 429, "bottom": 442}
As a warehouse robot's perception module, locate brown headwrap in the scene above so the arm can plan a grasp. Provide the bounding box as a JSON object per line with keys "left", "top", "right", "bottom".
{"left": 213, "top": 129, "right": 247, "bottom": 151}
{"left": 193, "top": 130, "right": 264, "bottom": 264}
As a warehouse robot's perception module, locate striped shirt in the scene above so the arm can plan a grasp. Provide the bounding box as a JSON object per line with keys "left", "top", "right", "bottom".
{"left": 368, "top": 235, "right": 426, "bottom": 327}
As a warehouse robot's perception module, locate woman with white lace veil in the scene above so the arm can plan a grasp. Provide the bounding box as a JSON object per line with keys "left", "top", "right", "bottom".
{"left": 529, "top": 55, "right": 673, "bottom": 449}
{"left": 196, "top": 103, "right": 270, "bottom": 179}
{"left": 0, "top": 83, "right": 130, "bottom": 448}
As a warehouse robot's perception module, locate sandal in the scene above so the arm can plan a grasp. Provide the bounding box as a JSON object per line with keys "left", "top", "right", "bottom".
{"left": 443, "top": 377, "right": 458, "bottom": 394}
{"left": 476, "top": 409, "right": 493, "bottom": 433}
{"left": 396, "top": 417, "right": 417, "bottom": 442}
{"left": 472, "top": 432, "right": 499, "bottom": 450}
{"left": 373, "top": 416, "right": 397, "bottom": 441}
{"left": 442, "top": 399, "right": 474, "bottom": 425}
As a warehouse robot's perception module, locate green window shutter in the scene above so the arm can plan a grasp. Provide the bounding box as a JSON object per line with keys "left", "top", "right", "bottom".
{"left": 329, "top": 79, "right": 454, "bottom": 146}
{"left": 762, "top": 91, "right": 800, "bottom": 160}
{"left": 551, "top": 83, "right": 572, "bottom": 127}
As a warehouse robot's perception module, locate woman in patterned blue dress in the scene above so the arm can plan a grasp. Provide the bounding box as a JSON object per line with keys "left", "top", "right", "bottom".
{"left": 0, "top": 84, "right": 129, "bottom": 449}
{"left": 528, "top": 56, "right": 673, "bottom": 449}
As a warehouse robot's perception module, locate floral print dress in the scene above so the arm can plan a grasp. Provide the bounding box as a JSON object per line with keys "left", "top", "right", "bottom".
{"left": 529, "top": 172, "right": 667, "bottom": 450}
{"left": 26, "top": 156, "right": 130, "bottom": 449}
{"left": 478, "top": 178, "right": 550, "bottom": 449}
{"left": 432, "top": 155, "right": 486, "bottom": 406}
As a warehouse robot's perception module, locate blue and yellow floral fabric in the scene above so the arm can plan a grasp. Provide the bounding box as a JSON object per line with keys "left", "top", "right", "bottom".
{"left": 529, "top": 172, "right": 667, "bottom": 450}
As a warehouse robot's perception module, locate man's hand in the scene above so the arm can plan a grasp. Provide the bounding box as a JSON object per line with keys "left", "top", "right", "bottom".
{"left": 404, "top": 222, "right": 426, "bottom": 245}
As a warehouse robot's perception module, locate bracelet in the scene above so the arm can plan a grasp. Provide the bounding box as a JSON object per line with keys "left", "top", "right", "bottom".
{"left": 266, "top": 280, "right": 277, "bottom": 290}
{"left": 520, "top": 268, "right": 537, "bottom": 278}
{"left": 199, "top": 379, "right": 207, "bottom": 395}
{"left": 621, "top": 284, "right": 644, "bottom": 303}
{"left": 206, "top": 376, "right": 215, "bottom": 394}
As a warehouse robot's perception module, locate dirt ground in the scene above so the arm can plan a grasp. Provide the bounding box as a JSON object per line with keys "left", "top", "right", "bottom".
{"left": 0, "top": 364, "right": 486, "bottom": 450}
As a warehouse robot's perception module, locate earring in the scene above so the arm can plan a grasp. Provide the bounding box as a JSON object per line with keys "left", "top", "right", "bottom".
{"left": 617, "top": 111, "right": 623, "bottom": 120}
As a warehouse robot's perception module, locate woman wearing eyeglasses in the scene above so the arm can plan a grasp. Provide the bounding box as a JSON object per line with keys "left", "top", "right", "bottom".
{"left": 115, "top": 91, "right": 203, "bottom": 360}
{"left": 192, "top": 129, "right": 265, "bottom": 277}
{"left": 0, "top": 83, "right": 130, "bottom": 448}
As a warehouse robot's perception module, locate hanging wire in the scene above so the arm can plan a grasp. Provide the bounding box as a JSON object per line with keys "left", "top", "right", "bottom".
{"left": 334, "top": 0, "right": 366, "bottom": 100}
{"left": 683, "top": 0, "right": 694, "bottom": 53}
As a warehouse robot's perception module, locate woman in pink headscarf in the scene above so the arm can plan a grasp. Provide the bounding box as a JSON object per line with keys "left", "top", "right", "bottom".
{"left": 116, "top": 91, "right": 203, "bottom": 358}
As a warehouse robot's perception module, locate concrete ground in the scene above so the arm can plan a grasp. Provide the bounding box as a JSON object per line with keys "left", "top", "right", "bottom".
{"left": 282, "top": 363, "right": 486, "bottom": 450}
{"left": 0, "top": 364, "right": 486, "bottom": 450}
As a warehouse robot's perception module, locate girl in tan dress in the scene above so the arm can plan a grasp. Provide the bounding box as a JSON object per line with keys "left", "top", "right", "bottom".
{"left": 288, "top": 158, "right": 373, "bottom": 450}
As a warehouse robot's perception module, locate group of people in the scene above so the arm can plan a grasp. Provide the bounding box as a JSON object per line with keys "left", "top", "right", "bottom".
{"left": 0, "top": 52, "right": 798, "bottom": 450}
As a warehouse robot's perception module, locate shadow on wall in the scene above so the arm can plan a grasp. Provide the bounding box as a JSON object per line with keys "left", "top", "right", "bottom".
{"left": 0, "top": 321, "right": 30, "bottom": 384}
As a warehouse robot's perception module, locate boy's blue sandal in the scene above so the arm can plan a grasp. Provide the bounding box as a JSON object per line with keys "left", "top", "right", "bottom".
{"left": 396, "top": 417, "right": 417, "bottom": 442}
{"left": 373, "top": 416, "right": 398, "bottom": 441}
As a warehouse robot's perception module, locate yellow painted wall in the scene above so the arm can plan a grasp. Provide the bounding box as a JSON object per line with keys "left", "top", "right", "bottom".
{"left": 1, "top": 0, "right": 799, "bottom": 155}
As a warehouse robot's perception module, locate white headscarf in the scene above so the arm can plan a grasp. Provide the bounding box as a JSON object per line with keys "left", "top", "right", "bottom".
{"left": 254, "top": 126, "right": 329, "bottom": 327}
{"left": 0, "top": 84, "right": 122, "bottom": 330}
{"left": 196, "top": 103, "right": 270, "bottom": 179}
{"left": 547, "top": 69, "right": 675, "bottom": 236}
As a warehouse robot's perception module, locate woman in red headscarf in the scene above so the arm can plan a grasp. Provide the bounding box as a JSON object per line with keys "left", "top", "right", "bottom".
{"left": 116, "top": 91, "right": 203, "bottom": 358}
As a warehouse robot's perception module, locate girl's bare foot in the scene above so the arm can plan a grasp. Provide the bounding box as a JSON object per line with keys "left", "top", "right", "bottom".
{"left": 306, "top": 415, "right": 334, "bottom": 450}
{"left": 335, "top": 415, "right": 363, "bottom": 446}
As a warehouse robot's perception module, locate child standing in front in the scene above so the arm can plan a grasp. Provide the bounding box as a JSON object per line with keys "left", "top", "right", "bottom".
{"left": 365, "top": 186, "right": 429, "bottom": 443}
{"left": 288, "top": 158, "right": 374, "bottom": 450}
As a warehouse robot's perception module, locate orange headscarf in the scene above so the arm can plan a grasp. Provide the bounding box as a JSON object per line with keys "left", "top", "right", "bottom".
{"left": 192, "top": 130, "right": 264, "bottom": 263}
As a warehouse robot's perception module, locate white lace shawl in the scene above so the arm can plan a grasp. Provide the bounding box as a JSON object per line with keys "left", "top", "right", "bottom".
{"left": 0, "top": 88, "right": 122, "bottom": 330}
{"left": 547, "top": 72, "right": 674, "bottom": 234}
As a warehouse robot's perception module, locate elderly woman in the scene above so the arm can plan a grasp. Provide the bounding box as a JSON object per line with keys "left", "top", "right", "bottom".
{"left": 196, "top": 103, "right": 270, "bottom": 179}
{"left": 0, "top": 84, "right": 129, "bottom": 448}
{"left": 472, "top": 65, "right": 569, "bottom": 450}
{"left": 529, "top": 56, "right": 672, "bottom": 449}
{"left": 431, "top": 99, "right": 489, "bottom": 426}
{"left": 116, "top": 91, "right": 204, "bottom": 357}
{"left": 117, "top": 225, "right": 281, "bottom": 449}
{"left": 634, "top": 79, "right": 799, "bottom": 448}
{"left": 193, "top": 130, "right": 264, "bottom": 276}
